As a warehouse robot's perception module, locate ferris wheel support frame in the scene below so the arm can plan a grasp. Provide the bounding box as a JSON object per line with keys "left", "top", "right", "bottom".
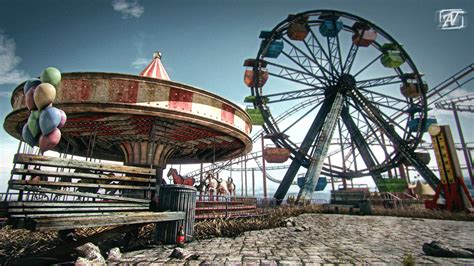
{"left": 253, "top": 10, "right": 430, "bottom": 203}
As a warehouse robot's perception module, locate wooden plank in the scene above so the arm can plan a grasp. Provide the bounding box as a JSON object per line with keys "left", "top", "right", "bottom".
{"left": 33, "top": 211, "right": 185, "bottom": 231}
{"left": 10, "top": 211, "right": 154, "bottom": 219}
{"left": 9, "top": 206, "right": 149, "bottom": 213}
{"left": 10, "top": 180, "right": 153, "bottom": 191}
{"left": 12, "top": 168, "right": 155, "bottom": 183}
{"left": 14, "top": 153, "right": 156, "bottom": 176}
{"left": 10, "top": 185, "right": 150, "bottom": 203}
{"left": 7, "top": 201, "right": 149, "bottom": 207}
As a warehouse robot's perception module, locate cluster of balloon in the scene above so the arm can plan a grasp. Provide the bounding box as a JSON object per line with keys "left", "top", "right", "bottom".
{"left": 22, "top": 67, "right": 67, "bottom": 152}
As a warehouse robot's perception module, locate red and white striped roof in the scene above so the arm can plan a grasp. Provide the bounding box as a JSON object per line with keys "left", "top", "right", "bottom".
{"left": 139, "top": 52, "right": 170, "bottom": 80}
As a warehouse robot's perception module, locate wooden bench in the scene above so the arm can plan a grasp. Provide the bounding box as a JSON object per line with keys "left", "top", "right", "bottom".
{"left": 6, "top": 153, "right": 183, "bottom": 231}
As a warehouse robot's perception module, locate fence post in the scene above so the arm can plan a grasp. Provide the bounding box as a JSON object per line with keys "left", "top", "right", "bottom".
{"left": 225, "top": 196, "right": 229, "bottom": 218}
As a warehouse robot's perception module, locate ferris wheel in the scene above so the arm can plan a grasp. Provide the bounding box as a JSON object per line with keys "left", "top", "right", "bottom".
{"left": 243, "top": 10, "right": 440, "bottom": 202}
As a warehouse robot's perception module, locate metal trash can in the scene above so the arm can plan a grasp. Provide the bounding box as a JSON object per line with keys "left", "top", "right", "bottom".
{"left": 155, "top": 184, "right": 196, "bottom": 244}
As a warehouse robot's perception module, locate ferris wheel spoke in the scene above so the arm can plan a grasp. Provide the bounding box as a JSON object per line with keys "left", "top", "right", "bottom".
{"left": 349, "top": 102, "right": 394, "bottom": 161}
{"left": 353, "top": 54, "right": 383, "bottom": 77}
{"left": 251, "top": 96, "right": 324, "bottom": 141}
{"left": 326, "top": 36, "right": 343, "bottom": 78}
{"left": 341, "top": 107, "right": 382, "bottom": 177}
{"left": 266, "top": 60, "right": 327, "bottom": 87}
{"left": 263, "top": 88, "right": 325, "bottom": 103}
{"left": 358, "top": 87, "right": 411, "bottom": 105}
{"left": 360, "top": 95, "right": 409, "bottom": 113}
{"left": 281, "top": 101, "right": 323, "bottom": 134}
{"left": 350, "top": 91, "right": 407, "bottom": 134}
{"left": 306, "top": 28, "right": 333, "bottom": 71}
{"left": 356, "top": 75, "right": 401, "bottom": 89}
{"left": 302, "top": 40, "right": 333, "bottom": 85}
{"left": 342, "top": 43, "right": 359, "bottom": 74}
{"left": 282, "top": 37, "right": 334, "bottom": 80}
{"left": 348, "top": 99, "right": 406, "bottom": 163}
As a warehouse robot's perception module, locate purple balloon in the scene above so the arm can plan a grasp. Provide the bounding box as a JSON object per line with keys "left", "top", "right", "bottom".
{"left": 22, "top": 124, "right": 38, "bottom": 147}
{"left": 39, "top": 128, "right": 61, "bottom": 152}
{"left": 58, "top": 109, "right": 67, "bottom": 128}
{"left": 23, "top": 79, "right": 41, "bottom": 94}
{"left": 25, "top": 87, "right": 37, "bottom": 110}
{"left": 39, "top": 106, "right": 61, "bottom": 135}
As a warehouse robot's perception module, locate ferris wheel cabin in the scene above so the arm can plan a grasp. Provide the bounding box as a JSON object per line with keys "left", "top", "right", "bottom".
{"left": 380, "top": 43, "right": 405, "bottom": 68}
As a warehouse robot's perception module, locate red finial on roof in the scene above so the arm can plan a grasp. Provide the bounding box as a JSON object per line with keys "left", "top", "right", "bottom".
{"left": 139, "top": 52, "right": 170, "bottom": 80}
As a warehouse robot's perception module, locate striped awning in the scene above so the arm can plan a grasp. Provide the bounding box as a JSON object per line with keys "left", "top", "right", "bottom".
{"left": 139, "top": 52, "right": 170, "bottom": 80}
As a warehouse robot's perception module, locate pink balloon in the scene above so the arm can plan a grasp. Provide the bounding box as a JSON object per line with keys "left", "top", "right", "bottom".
{"left": 39, "top": 128, "right": 61, "bottom": 152}
{"left": 25, "top": 86, "right": 37, "bottom": 110}
{"left": 58, "top": 109, "right": 67, "bottom": 128}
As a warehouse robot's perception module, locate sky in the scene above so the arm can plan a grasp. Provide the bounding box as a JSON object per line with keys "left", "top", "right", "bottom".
{"left": 0, "top": 0, "right": 473, "bottom": 196}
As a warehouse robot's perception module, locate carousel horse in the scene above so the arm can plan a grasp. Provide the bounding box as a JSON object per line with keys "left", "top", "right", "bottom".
{"left": 167, "top": 168, "right": 195, "bottom": 186}
{"left": 226, "top": 176, "right": 236, "bottom": 197}
{"left": 194, "top": 180, "right": 207, "bottom": 194}
{"left": 216, "top": 177, "right": 230, "bottom": 197}
{"left": 204, "top": 172, "right": 219, "bottom": 201}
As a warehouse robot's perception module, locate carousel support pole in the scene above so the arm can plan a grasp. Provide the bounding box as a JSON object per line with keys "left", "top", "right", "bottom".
{"left": 244, "top": 156, "right": 248, "bottom": 197}
{"left": 241, "top": 157, "right": 244, "bottom": 197}
{"left": 153, "top": 166, "right": 165, "bottom": 211}
{"left": 199, "top": 163, "right": 203, "bottom": 201}
{"left": 261, "top": 133, "right": 267, "bottom": 199}
{"left": 252, "top": 169, "right": 255, "bottom": 197}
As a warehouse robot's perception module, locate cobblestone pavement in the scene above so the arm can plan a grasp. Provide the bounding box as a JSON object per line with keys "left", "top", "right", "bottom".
{"left": 118, "top": 214, "right": 474, "bottom": 265}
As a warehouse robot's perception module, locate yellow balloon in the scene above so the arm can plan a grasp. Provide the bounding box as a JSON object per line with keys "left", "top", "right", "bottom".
{"left": 34, "top": 83, "right": 56, "bottom": 110}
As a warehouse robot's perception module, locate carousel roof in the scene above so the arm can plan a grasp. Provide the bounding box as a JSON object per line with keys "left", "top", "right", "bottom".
{"left": 139, "top": 52, "right": 170, "bottom": 80}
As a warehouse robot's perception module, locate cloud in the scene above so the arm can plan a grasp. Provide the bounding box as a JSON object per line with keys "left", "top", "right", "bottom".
{"left": 112, "top": 0, "right": 144, "bottom": 19}
{"left": 0, "top": 33, "right": 29, "bottom": 85}
{"left": 0, "top": 91, "right": 11, "bottom": 98}
{"left": 131, "top": 57, "right": 149, "bottom": 69}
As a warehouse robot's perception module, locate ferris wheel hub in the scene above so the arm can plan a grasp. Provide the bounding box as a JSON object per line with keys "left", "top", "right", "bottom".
{"left": 338, "top": 74, "right": 357, "bottom": 93}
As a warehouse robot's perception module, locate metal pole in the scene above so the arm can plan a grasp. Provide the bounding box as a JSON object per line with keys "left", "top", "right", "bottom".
{"left": 252, "top": 169, "right": 255, "bottom": 197}
{"left": 452, "top": 102, "right": 474, "bottom": 186}
{"left": 244, "top": 156, "right": 248, "bottom": 197}
{"left": 261, "top": 133, "right": 267, "bottom": 198}
{"left": 240, "top": 156, "right": 244, "bottom": 197}
{"left": 199, "top": 163, "right": 203, "bottom": 200}
{"left": 153, "top": 167, "right": 164, "bottom": 210}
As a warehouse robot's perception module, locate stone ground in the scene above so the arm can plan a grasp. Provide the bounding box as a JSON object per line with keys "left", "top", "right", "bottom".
{"left": 117, "top": 214, "right": 474, "bottom": 265}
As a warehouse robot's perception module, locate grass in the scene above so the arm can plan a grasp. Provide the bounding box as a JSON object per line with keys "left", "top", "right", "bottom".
{"left": 402, "top": 253, "right": 415, "bottom": 266}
